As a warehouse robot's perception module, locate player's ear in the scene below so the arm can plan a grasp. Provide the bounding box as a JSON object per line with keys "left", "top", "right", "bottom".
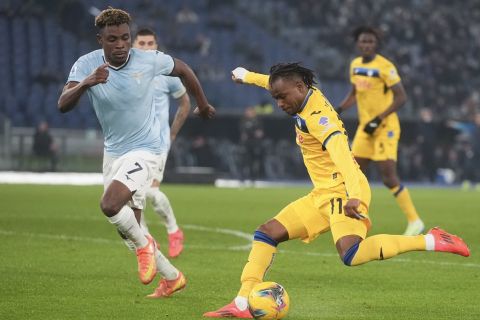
{"left": 296, "top": 80, "right": 306, "bottom": 93}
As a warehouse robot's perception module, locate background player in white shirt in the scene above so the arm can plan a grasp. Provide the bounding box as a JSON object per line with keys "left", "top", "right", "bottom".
{"left": 57, "top": 7, "right": 215, "bottom": 298}
{"left": 132, "top": 27, "right": 190, "bottom": 258}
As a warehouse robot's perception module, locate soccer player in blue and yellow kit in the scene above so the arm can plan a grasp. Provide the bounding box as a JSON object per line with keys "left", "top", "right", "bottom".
{"left": 203, "top": 63, "right": 469, "bottom": 318}
{"left": 337, "top": 26, "right": 424, "bottom": 236}
{"left": 58, "top": 8, "right": 214, "bottom": 298}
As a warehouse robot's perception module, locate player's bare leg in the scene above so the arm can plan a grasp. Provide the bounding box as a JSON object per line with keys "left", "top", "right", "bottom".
{"left": 146, "top": 179, "right": 184, "bottom": 258}
{"left": 377, "top": 160, "right": 424, "bottom": 235}
{"left": 355, "top": 156, "right": 371, "bottom": 173}
{"left": 101, "top": 180, "right": 156, "bottom": 284}
{"left": 204, "top": 219, "right": 289, "bottom": 318}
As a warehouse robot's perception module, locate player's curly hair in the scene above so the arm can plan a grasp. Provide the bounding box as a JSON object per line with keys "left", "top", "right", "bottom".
{"left": 269, "top": 62, "right": 317, "bottom": 89}
{"left": 95, "top": 7, "right": 131, "bottom": 30}
{"left": 352, "top": 26, "right": 382, "bottom": 42}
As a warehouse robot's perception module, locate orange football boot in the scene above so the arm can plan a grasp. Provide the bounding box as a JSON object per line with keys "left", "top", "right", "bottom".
{"left": 168, "top": 229, "right": 184, "bottom": 258}
{"left": 203, "top": 301, "right": 253, "bottom": 318}
{"left": 428, "top": 227, "right": 470, "bottom": 257}
{"left": 136, "top": 236, "right": 157, "bottom": 284}
{"left": 147, "top": 272, "right": 186, "bottom": 298}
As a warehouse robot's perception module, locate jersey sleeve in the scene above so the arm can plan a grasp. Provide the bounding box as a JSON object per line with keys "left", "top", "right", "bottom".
{"left": 244, "top": 71, "right": 270, "bottom": 90}
{"left": 381, "top": 61, "right": 401, "bottom": 87}
{"left": 325, "top": 134, "right": 362, "bottom": 199}
{"left": 166, "top": 76, "right": 187, "bottom": 99}
{"left": 154, "top": 50, "right": 175, "bottom": 76}
{"left": 306, "top": 113, "right": 343, "bottom": 147}
{"left": 67, "top": 58, "right": 91, "bottom": 83}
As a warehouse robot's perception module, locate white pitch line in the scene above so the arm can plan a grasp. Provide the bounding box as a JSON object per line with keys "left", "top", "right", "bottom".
{"left": 0, "top": 229, "right": 118, "bottom": 245}
{"left": 0, "top": 227, "right": 477, "bottom": 269}
{"left": 182, "top": 224, "right": 252, "bottom": 250}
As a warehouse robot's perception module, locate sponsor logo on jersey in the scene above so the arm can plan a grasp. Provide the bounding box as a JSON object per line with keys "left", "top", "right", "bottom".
{"left": 319, "top": 117, "right": 329, "bottom": 126}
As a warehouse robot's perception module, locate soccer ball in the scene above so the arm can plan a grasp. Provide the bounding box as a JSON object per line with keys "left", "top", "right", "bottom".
{"left": 248, "top": 282, "right": 290, "bottom": 319}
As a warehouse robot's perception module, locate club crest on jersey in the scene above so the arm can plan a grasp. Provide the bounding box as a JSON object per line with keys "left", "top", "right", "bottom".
{"left": 388, "top": 130, "right": 394, "bottom": 138}
{"left": 131, "top": 72, "right": 143, "bottom": 84}
{"left": 319, "top": 117, "right": 329, "bottom": 126}
{"left": 297, "top": 132, "right": 304, "bottom": 144}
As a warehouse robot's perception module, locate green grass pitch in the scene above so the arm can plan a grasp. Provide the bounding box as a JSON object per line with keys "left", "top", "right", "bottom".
{"left": 0, "top": 184, "right": 479, "bottom": 319}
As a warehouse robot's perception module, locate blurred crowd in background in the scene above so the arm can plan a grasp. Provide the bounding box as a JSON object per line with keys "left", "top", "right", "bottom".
{"left": 0, "top": 0, "right": 479, "bottom": 186}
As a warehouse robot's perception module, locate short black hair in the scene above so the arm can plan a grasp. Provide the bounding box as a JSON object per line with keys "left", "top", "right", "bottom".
{"left": 95, "top": 7, "right": 131, "bottom": 30}
{"left": 352, "top": 26, "right": 382, "bottom": 42}
{"left": 269, "top": 62, "right": 317, "bottom": 89}
{"left": 134, "top": 27, "right": 158, "bottom": 42}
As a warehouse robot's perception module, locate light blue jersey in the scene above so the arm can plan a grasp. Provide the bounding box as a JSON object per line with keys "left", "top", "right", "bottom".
{"left": 154, "top": 76, "right": 186, "bottom": 151}
{"left": 67, "top": 48, "right": 175, "bottom": 156}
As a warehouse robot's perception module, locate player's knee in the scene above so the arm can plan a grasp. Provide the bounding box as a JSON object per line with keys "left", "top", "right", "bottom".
{"left": 256, "top": 222, "right": 287, "bottom": 244}
{"left": 336, "top": 237, "right": 363, "bottom": 266}
{"left": 257, "top": 223, "right": 276, "bottom": 239}
{"left": 100, "top": 198, "right": 122, "bottom": 217}
{"left": 381, "top": 175, "right": 398, "bottom": 189}
{"left": 340, "top": 242, "right": 361, "bottom": 266}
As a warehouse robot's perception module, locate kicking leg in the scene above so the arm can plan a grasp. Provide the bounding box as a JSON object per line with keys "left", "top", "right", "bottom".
{"left": 336, "top": 228, "right": 470, "bottom": 267}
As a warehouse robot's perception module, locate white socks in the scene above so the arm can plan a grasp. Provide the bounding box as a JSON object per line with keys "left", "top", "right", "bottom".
{"left": 146, "top": 187, "right": 178, "bottom": 234}
{"left": 155, "top": 247, "right": 179, "bottom": 280}
{"left": 234, "top": 296, "right": 249, "bottom": 311}
{"left": 425, "top": 234, "right": 435, "bottom": 251}
{"left": 139, "top": 211, "right": 150, "bottom": 235}
{"left": 110, "top": 206, "right": 178, "bottom": 280}
{"left": 108, "top": 206, "right": 148, "bottom": 249}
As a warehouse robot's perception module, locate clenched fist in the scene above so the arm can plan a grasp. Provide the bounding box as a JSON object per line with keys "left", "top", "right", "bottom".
{"left": 84, "top": 63, "right": 109, "bottom": 87}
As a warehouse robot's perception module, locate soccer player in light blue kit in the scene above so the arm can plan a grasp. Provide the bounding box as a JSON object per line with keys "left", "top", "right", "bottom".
{"left": 131, "top": 28, "right": 190, "bottom": 260}
{"left": 57, "top": 8, "right": 215, "bottom": 298}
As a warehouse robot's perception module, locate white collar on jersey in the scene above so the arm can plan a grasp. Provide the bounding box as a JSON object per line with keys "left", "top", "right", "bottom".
{"left": 102, "top": 49, "right": 131, "bottom": 70}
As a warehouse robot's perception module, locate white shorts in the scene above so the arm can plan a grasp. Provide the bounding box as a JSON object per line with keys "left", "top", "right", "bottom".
{"left": 152, "top": 152, "right": 168, "bottom": 183}
{"left": 103, "top": 150, "right": 159, "bottom": 210}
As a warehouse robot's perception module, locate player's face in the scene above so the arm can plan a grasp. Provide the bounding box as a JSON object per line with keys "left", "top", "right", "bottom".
{"left": 97, "top": 23, "right": 131, "bottom": 66}
{"left": 270, "top": 78, "right": 308, "bottom": 115}
{"left": 133, "top": 35, "right": 158, "bottom": 50}
{"left": 357, "top": 33, "right": 377, "bottom": 58}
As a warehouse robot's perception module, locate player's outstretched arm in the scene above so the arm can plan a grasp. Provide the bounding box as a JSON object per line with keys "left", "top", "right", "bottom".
{"left": 58, "top": 63, "right": 109, "bottom": 113}
{"left": 170, "top": 58, "right": 215, "bottom": 119}
{"left": 170, "top": 93, "right": 191, "bottom": 142}
{"left": 231, "top": 67, "right": 270, "bottom": 90}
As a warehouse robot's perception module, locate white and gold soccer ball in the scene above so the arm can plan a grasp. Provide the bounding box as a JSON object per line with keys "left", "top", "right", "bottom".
{"left": 248, "top": 282, "right": 290, "bottom": 319}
